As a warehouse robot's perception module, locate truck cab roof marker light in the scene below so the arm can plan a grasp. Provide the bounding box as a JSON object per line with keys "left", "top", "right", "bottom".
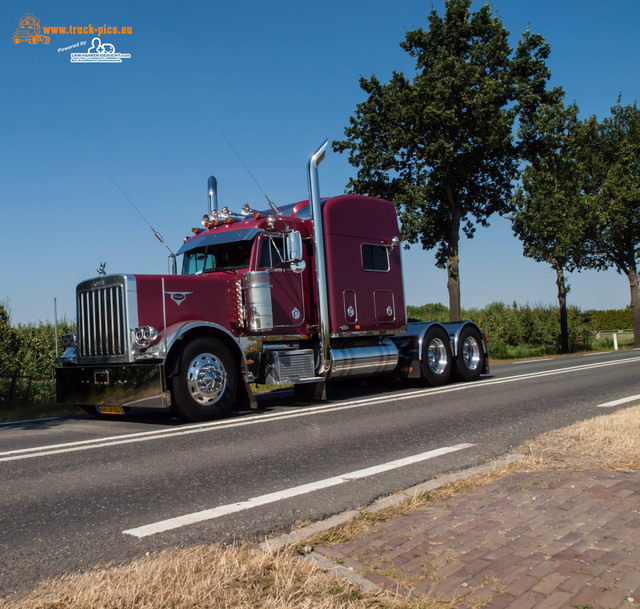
{"left": 241, "top": 203, "right": 261, "bottom": 219}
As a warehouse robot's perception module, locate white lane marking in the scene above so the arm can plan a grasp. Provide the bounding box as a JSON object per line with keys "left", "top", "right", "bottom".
{"left": 596, "top": 393, "right": 640, "bottom": 408}
{"left": 511, "top": 358, "right": 554, "bottom": 364}
{"left": 3, "top": 354, "right": 640, "bottom": 464}
{"left": 123, "top": 443, "right": 474, "bottom": 538}
{"left": 584, "top": 348, "right": 640, "bottom": 356}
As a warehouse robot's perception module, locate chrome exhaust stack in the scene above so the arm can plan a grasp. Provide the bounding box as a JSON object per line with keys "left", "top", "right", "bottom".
{"left": 307, "top": 140, "right": 331, "bottom": 377}
{"left": 208, "top": 176, "right": 218, "bottom": 213}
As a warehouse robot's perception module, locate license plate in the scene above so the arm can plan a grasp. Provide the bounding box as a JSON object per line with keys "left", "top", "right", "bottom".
{"left": 96, "top": 406, "right": 125, "bottom": 415}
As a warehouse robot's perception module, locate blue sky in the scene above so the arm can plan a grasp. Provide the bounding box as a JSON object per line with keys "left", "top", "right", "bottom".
{"left": 2, "top": 0, "right": 639, "bottom": 325}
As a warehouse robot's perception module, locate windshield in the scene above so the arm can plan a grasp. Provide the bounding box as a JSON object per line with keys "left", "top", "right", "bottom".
{"left": 181, "top": 241, "right": 254, "bottom": 275}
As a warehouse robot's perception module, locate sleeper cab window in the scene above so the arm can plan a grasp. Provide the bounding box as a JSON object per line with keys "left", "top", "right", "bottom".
{"left": 361, "top": 243, "right": 389, "bottom": 272}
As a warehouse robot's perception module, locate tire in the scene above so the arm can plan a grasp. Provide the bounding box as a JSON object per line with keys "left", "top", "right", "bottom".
{"left": 455, "top": 326, "right": 485, "bottom": 382}
{"left": 420, "top": 326, "right": 453, "bottom": 386}
{"left": 171, "top": 337, "right": 237, "bottom": 422}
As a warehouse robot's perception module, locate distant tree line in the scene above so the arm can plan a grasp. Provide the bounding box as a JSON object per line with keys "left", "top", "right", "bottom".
{"left": 335, "top": 0, "right": 640, "bottom": 349}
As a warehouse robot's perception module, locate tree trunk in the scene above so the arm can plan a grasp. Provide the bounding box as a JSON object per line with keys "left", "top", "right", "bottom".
{"left": 627, "top": 265, "right": 640, "bottom": 348}
{"left": 554, "top": 264, "right": 569, "bottom": 354}
{"left": 447, "top": 250, "right": 461, "bottom": 322}
{"left": 446, "top": 188, "right": 462, "bottom": 322}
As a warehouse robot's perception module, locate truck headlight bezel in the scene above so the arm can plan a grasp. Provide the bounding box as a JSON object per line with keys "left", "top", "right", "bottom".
{"left": 62, "top": 333, "right": 77, "bottom": 349}
{"left": 133, "top": 326, "right": 159, "bottom": 348}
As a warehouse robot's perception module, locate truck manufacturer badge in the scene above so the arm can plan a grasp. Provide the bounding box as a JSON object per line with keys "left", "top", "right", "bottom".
{"left": 292, "top": 307, "right": 301, "bottom": 320}
{"left": 167, "top": 292, "right": 192, "bottom": 306}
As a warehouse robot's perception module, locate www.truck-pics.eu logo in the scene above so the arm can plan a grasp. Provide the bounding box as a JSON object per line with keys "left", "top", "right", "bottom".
{"left": 12, "top": 13, "right": 133, "bottom": 63}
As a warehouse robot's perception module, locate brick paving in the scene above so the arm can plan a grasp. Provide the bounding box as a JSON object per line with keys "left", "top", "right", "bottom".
{"left": 313, "top": 469, "right": 640, "bottom": 608}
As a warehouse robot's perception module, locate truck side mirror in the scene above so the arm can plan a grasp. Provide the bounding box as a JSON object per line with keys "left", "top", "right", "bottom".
{"left": 168, "top": 253, "right": 177, "bottom": 275}
{"left": 286, "top": 231, "right": 306, "bottom": 273}
{"left": 286, "top": 231, "right": 303, "bottom": 262}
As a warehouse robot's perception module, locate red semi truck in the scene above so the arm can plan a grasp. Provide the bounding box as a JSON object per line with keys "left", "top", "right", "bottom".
{"left": 56, "top": 141, "right": 488, "bottom": 421}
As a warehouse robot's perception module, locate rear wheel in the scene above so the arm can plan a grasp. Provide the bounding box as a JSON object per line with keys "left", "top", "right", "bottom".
{"left": 456, "top": 326, "right": 485, "bottom": 382}
{"left": 171, "top": 337, "right": 237, "bottom": 421}
{"left": 420, "top": 326, "right": 453, "bottom": 386}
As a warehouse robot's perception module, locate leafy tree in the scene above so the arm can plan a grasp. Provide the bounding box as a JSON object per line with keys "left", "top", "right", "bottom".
{"left": 580, "top": 101, "right": 640, "bottom": 346}
{"left": 334, "top": 0, "right": 559, "bottom": 320}
{"left": 510, "top": 98, "right": 588, "bottom": 352}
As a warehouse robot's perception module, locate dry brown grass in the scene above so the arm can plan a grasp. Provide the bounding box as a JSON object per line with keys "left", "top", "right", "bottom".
{"left": 522, "top": 403, "right": 640, "bottom": 471}
{"left": 3, "top": 405, "right": 639, "bottom": 609}
{"left": 0, "top": 545, "right": 430, "bottom": 609}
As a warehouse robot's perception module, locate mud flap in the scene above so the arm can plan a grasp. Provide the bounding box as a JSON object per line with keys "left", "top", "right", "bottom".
{"left": 293, "top": 378, "right": 327, "bottom": 401}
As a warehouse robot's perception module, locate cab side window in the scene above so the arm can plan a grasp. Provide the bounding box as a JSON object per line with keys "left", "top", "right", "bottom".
{"left": 259, "top": 236, "right": 285, "bottom": 269}
{"left": 361, "top": 243, "right": 389, "bottom": 272}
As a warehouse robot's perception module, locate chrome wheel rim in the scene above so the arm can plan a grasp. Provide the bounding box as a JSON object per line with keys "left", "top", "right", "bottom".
{"left": 462, "top": 336, "right": 481, "bottom": 371}
{"left": 427, "top": 338, "right": 448, "bottom": 374}
{"left": 186, "top": 353, "right": 227, "bottom": 404}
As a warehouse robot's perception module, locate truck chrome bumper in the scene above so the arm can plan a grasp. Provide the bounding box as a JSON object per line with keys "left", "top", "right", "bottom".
{"left": 56, "top": 363, "right": 166, "bottom": 409}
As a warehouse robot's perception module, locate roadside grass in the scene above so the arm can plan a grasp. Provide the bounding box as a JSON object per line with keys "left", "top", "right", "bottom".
{"left": 0, "top": 545, "right": 445, "bottom": 609}
{"left": 0, "top": 401, "right": 79, "bottom": 423}
{"left": 2, "top": 404, "right": 639, "bottom": 609}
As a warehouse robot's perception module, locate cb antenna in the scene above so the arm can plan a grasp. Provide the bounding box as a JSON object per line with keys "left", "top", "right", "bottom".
{"left": 220, "top": 132, "right": 280, "bottom": 214}
{"left": 110, "top": 176, "right": 175, "bottom": 255}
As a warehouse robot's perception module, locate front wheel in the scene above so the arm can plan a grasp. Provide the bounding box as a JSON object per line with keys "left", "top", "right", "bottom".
{"left": 420, "top": 326, "right": 453, "bottom": 386}
{"left": 171, "top": 337, "right": 237, "bottom": 422}
{"left": 455, "top": 326, "right": 485, "bottom": 382}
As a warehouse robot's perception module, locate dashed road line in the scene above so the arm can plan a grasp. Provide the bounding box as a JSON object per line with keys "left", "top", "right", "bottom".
{"left": 596, "top": 393, "right": 640, "bottom": 408}
{"left": 123, "top": 443, "right": 474, "bottom": 538}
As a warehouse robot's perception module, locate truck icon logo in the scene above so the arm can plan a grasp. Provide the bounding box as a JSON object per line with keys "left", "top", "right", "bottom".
{"left": 167, "top": 292, "right": 192, "bottom": 306}
{"left": 13, "top": 14, "right": 50, "bottom": 45}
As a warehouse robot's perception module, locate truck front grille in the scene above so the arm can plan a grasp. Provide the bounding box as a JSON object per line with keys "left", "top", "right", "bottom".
{"left": 78, "top": 284, "right": 128, "bottom": 358}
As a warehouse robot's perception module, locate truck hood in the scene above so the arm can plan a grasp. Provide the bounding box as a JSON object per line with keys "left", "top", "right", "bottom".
{"left": 134, "top": 273, "right": 241, "bottom": 334}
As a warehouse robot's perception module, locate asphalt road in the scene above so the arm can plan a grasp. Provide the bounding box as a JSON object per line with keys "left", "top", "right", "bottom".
{"left": 2, "top": 349, "right": 640, "bottom": 594}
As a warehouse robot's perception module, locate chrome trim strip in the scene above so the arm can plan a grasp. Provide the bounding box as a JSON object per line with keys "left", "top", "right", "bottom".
{"left": 330, "top": 329, "right": 404, "bottom": 339}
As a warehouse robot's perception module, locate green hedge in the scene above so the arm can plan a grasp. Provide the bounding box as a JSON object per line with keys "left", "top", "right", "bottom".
{"left": 0, "top": 302, "right": 75, "bottom": 407}
{"left": 587, "top": 308, "right": 633, "bottom": 331}
{"left": 407, "top": 301, "right": 601, "bottom": 358}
